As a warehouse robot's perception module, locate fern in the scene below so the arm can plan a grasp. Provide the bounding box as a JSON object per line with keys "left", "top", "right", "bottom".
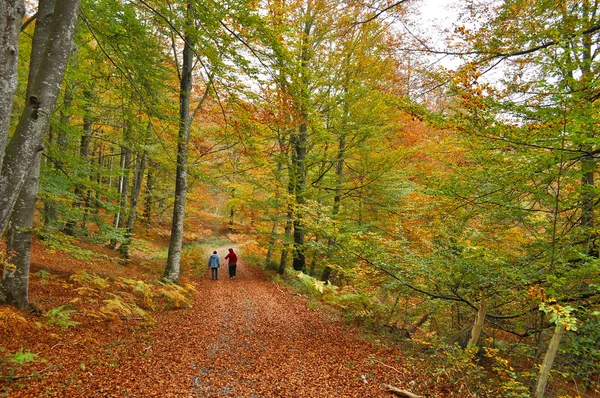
{"left": 116, "top": 278, "right": 155, "bottom": 309}
{"left": 70, "top": 271, "right": 109, "bottom": 290}
{"left": 101, "top": 293, "right": 148, "bottom": 320}
{"left": 157, "top": 281, "right": 194, "bottom": 308}
{"left": 11, "top": 348, "right": 38, "bottom": 365}
{"left": 295, "top": 272, "right": 337, "bottom": 297}
{"left": 43, "top": 305, "right": 80, "bottom": 329}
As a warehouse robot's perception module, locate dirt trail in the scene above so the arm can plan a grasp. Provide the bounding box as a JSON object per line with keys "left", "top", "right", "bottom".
{"left": 7, "top": 248, "right": 412, "bottom": 397}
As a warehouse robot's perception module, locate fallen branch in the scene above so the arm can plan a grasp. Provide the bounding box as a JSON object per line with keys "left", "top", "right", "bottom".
{"left": 383, "top": 384, "right": 422, "bottom": 398}
{"left": 373, "top": 359, "right": 404, "bottom": 376}
{"left": 1, "top": 364, "right": 60, "bottom": 380}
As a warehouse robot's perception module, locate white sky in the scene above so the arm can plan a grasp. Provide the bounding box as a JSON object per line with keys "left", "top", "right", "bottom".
{"left": 406, "top": 0, "right": 464, "bottom": 69}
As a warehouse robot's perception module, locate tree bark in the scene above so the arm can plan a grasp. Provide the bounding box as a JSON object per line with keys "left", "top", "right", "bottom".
{"left": 43, "top": 81, "right": 72, "bottom": 231}
{"left": 279, "top": 134, "right": 296, "bottom": 275}
{"left": 109, "top": 139, "right": 130, "bottom": 247}
{"left": 0, "top": 0, "right": 25, "bottom": 168}
{"left": 278, "top": 206, "right": 293, "bottom": 275}
{"left": 0, "top": 0, "right": 81, "bottom": 237}
{"left": 266, "top": 158, "right": 284, "bottom": 267}
{"left": 66, "top": 103, "right": 94, "bottom": 236}
{"left": 143, "top": 159, "right": 155, "bottom": 224}
{"left": 322, "top": 134, "right": 346, "bottom": 281}
{"left": 120, "top": 123, "right": 150, "bottom": 260}
{"left": 2, "top": 153, "right": 41, "bottom": 308}
{"left": 164, "top": 25, "right": 193, "bottom": 282}
{"left": 1, "top": 0, "right": 75, "bottom": 307}
{"left": 291, "top": 4, "right": 313, "bottom": 273}
{"left": 534, "top": 324, "right": 566, "bottom": 398}
{"left": 467, "top": 299, "right": 487, "bottom": 348}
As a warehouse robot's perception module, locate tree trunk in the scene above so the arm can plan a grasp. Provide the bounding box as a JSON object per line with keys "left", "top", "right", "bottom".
{"left": 467, "top": 299, "right": 487, "bottom": 348}
{"left": 0, "top": 1, "right": 25, "bottom": 168}
{"left": 322, "top": 134, "right": 345, "bottom": 281}
{"left": 1, "top": 153, "right": 41, "bottom": 308}
{"left": 66, "top": 106, "right": 93, "bottom": 236}
{"left": 292, "top": 121, "right": 307, "bottom": 272}
{"left": 279, "top": 137, "right": 296, "bottom": 275}
{"left": 43, "top": 81, "right": 72, "bottom": 231}
{"left": 278, "top": 209, "right": 293, "bottom": 275}
{"left": 109, "top": 141, "right": 130, "bottom": 247}
{"left": 120, "top": 124, "right": 149, "bottom": 260}
{"left": 164, "top": 26, "right": 193, "bottom": 282}
{"left": 0, "top": 0, "right": 81, "bottom": 237}
{"left": 229, "top": 188, "right": 236, "bottom": 232}
{"left": 2, "top": 0, "right": 56, "bottom": 305}
{"left": 143, "top": 159, "right": 155, "bottom": 224}
{"left": 534, "top": 324, "right": 566, "bottom": 398}
{"left": 291, "top": 7, "right": 313, "bottom": 273}
{"left": 581, "top": 154, "right": 595, "bottom": 255}
{"left": 266, "top": 157, "right": 284, "bottom": 268}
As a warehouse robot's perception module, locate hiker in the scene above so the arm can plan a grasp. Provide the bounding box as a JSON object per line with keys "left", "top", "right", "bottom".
{"left": 208, "top": 251, "right": 220, "bottom": 280}
{"left": 225, "top": 248, "right": 238, "bottom": 279}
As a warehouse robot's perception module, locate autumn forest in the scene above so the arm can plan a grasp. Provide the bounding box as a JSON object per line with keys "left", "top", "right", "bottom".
{"left": 1, "top": 0, "right": 599, "bottom": 397}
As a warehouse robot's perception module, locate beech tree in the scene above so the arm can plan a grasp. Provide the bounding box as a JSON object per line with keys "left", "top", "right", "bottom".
{"left": 0, "top": 0, "right": 81, "bottom": 307}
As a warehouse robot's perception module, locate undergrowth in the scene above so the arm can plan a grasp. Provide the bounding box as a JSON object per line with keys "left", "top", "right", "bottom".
{"left": 69, "top": 271, "right": 196, "bottom": 322}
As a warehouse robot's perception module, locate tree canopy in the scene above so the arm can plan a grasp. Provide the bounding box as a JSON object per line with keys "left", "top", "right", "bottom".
{"left": 1, "top": 0, "right": 599, "bottom": 396}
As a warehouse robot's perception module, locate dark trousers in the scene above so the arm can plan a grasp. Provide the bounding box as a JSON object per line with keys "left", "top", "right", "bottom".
{"left": 228, "top": 263, "right": 237, "bottom": 278}
{"left": 211, "top": 268, "right": 218, "bottom": 280}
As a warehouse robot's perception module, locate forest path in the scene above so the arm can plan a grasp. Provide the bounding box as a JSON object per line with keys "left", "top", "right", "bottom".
{"left": 7, "top": 246, "right": 413, "bottom": 397}
{"left": 166, "top": 246, "right": 412, "bottom": 397}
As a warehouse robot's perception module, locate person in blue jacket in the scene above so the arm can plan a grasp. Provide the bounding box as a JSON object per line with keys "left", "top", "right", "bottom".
{"left": 208, "top": 251, "right": 221, "bottom": 280}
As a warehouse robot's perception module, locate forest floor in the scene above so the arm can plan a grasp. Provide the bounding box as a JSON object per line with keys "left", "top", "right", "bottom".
{"left": 0, "top": 235, "right": 424, "bottom": 397}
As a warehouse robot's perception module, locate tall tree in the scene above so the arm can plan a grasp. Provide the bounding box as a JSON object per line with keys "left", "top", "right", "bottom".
{"left": 0, "top": 1, "right": 24, "bottom": 169}
{"left": 164, "top": 4, "right": 194, "bottom": 282}
{"left": 0, "top": 0, "right": 81, "bottom": 237}
{"left": 1, "top": 0, "right": 81, "bottom": 307}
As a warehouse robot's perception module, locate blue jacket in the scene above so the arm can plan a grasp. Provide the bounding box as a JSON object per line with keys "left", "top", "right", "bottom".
{"left": 208, "top": 253, "right": 220, "bottom": 268}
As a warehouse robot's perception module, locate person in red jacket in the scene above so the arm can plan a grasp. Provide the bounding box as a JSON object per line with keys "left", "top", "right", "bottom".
{"left": 224, "top": 248, "right": 238, "bottom": 279}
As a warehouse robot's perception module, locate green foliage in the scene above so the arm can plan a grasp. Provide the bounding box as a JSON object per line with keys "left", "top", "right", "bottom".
{"left": 34, "top": 270, "right": 51, "bottom": 285}
{"left": 557, "top": 311, "right": 600, "bottom": 388}
{"left": 101, "top": 293, "right": 148, "bottom": 320}
{"left": 323, "top": 290, "right": 382, "bottom": 323}
{"left": 483, "top": 346, "right": 530, "bottom": 398}
{"left": 10, "top": 349, "right": 38, "bottom": 365}
{"left": 43, "top": 305, "right": 80, "bottom": 329}
{"left": 70, "top": 271, "right": 110, "bottom": 291}
{"left": 42, "top": 233, "right": 109, "bottom": 262}
{"left": 156, "top": 281, "right": 196, "bottom": 309}
{"left": 295, "top": 271, "right": 337, "bottom": 297}
{"left": 69, "top": 271, "right": 195, "bottom": 321}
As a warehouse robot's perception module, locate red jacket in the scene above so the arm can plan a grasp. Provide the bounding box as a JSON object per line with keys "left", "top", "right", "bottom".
{"left": 225, "top": 252, "right": 237, "bottom": 264}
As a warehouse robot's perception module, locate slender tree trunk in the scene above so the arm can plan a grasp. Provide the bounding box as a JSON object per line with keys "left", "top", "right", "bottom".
{"left": 109, "top": 140, "right": 130, "bottom": 247}
{"left": 534, "top": 324, "right": 566, "bottom": 398}
{"left": 120, "top": 124, "right": 150, "bottom": 260}
{"left": 278, "top": 208, "right": 293, "bottom": 275}
{"left": 143, "top": 159, "right": 155, "bottom": 224}
{"left": 79, "top": 94, "right": 96, "bottom": 233}
{"left": 279, "top": 134, "right": 296, "bottom": 275}
{"left": 292, "top": 121, "right": 307, "bottom": 272}
{"left": 43, "top": 83, "right": 71, "bottom": 231}
{"left": 322, "top": 134, "right": 345, "bottom": 281}
{"left": 66, "top": 107, "right": 94, "bottom": 235}
{"left": 266, "top": 219, "right": 279, "bottom": 267}
{"left": 0, "top": 0, "right": 81, "bottom": 237}
{"left": 229, "top": 188, "right": 236, "bottom": 232}
{"left": 467, "top": 299, "right": 487, "bottom": 349}
{"left": 164, "top": 27, "right": 193, "bottom": 282}
{"left": 291, "top": 7, "right": 313, "bottom": 273}
{"left": 0, "top": 1, "right": 25, "bottom": 168}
